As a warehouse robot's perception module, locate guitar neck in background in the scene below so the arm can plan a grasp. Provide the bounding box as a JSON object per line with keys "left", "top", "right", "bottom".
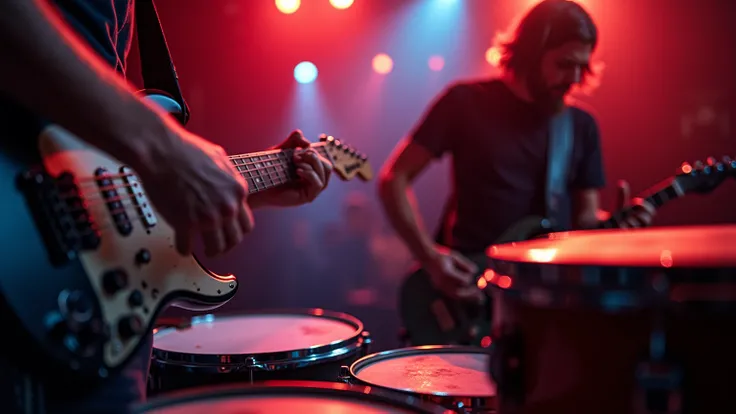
{"left": 228, "top": 142, "right": 329, "bottom": 195}
{"left": 598, "top": 177, "right": 683, "bottom": 229}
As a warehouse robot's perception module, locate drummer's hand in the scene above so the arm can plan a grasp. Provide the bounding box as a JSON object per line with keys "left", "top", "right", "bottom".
{"left": 614, "top": 179, "right": 656, "bottom": 228}
{"left": 424, "top": 246, "right": 484, "bottom": 302}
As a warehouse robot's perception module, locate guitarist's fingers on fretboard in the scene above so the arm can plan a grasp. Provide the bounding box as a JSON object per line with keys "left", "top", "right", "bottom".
{"left": 616, "top": 179, "right": 631, "bottom": 209}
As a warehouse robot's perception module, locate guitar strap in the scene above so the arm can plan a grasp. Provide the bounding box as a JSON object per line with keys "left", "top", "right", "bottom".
{"left": 135, "top": 0, "right": 191, "bottom": 125}
{"left": 545, "top": 107, "right": 574, "bottom": 227}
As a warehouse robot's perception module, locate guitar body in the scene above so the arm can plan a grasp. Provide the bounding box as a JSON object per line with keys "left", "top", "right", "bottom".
{"left": 399, "top": 216, "right": 552, "bottom": 346}
{"left": 0, "top": 94, "right": 237, "bottom": 380}
{"left": 399, "top": 266, "right": 490, "bottom": 346}
{"left": 0, "top": 92, "right": 375, "bottom": 381}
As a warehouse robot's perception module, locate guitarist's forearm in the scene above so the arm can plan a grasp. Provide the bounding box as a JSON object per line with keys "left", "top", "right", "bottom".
{"left": 378, "top": 176, "right": 437, "bottom": 264}
{"left": 0, "top": 0, "right": 174, "bottom": 167}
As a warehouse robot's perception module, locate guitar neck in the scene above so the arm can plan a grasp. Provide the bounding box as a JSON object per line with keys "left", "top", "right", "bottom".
{"left": 228, "top": 142, "right": 329, "bottom": 194}
{"left": 598, "top": 177, "right": 683, "bottom": 229}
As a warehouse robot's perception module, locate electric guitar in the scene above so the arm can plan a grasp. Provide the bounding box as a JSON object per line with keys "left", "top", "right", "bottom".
{"left": 0, "top": 92, "right": 373, "bottom": 381}
{"left": 399, "top": 156, "right": 736, "bottom": 346}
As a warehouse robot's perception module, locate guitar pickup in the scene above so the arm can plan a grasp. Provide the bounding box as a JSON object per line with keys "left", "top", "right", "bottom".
{"left": 16, "top": 168, "right": 100, "bottom": 266}
{"left": 120, "top": 166, "right": 157, "bottom": 229}
{"left": 95, "top": 168, "right": 133, "bottom": 236}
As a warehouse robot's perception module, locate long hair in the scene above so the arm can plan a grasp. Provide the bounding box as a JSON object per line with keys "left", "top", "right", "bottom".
{"left": 493, "top": 0, "right": 602, "bottom": 92}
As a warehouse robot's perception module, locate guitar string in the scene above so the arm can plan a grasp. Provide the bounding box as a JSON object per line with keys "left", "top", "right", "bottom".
{"left": 72, "top": 145, "right": 330, "bottom": 184}
{"left": 62, "top": 161, "right": 297, "bottom": 207}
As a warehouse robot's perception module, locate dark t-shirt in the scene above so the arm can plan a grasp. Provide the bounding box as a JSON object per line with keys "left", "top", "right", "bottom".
{"left": 411, "top": 79, "right": 605, "bottom": 253}
{"left": 52, "top": 0, "right": 135, "bottom": 73}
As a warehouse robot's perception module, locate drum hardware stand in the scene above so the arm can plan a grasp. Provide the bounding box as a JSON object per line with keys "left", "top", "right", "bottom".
{"left": 488, "top": 324, "right": 525, "bottom": 409}
{"left": 337, "top": 365, "right": 351, "bottom": 384}
{"left": 634, "top": 273, "right": 683, "bottom": 414}
{"left": 244, "top": 357, "right": 264, "bottom": 384}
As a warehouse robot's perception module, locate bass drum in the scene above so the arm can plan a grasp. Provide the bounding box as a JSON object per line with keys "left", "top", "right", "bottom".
{"left": 342, "top": 345, "right": 497, "bottom": 413}
{"left": 133, "top": 381, "right": 453, "bottom": 414}
{"left": 148, "top": 309, "right": 371, "bottom": 395}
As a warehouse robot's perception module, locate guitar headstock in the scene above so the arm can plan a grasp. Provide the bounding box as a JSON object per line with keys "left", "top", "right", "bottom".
{"left": 675, "top": 155, "right": 735, "bottom": 194}
{"left": 318, "top": 134, "right": 373, "bottom": 181}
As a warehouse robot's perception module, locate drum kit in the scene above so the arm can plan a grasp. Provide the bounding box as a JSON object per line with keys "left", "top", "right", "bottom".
{"left": 134, "top": 224, "right": 736, "bottom": 414}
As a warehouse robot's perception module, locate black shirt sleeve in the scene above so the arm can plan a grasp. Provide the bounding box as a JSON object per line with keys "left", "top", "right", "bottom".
{"left": 571, "top": 112, "right": 606, "bottom": 189}
{"left": 409, "top": 85, "right": 461, "bottom": 158}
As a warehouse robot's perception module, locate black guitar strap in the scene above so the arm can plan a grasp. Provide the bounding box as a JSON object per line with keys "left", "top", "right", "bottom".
{"left": 545, "top": 108, "right": 574, "bottom": 227}
{"left": 135, "top": 0, "right": 191, "bottom": 125}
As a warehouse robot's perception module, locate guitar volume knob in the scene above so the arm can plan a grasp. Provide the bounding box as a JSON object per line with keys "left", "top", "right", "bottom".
{"left": 102, "top": 269, "right": 128, "bottom": 295}
{"left": 117, "top": 315, "right": 144, "bottom": 340}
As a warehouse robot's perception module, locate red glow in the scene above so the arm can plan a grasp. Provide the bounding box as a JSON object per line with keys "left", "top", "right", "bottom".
{"left": 497, "top": 275, "right": 513, "bottom": 289}
{"left": 485, "top": 47, "right": 501, "bottom": 67}
{"left": 428, "top": 55, "right": 445, "bottom": 71}
{"left": 329, "top": 0, "right": 354, "bottom": 10}
{"left": 275, "top": 0, "right": 300, "bottom": 14}
{"left": 480, "top": 336, "right": 493, "bottom": 348}
{"left": 372, "top": 53, "right": 393, "bottom": 74}
{"left": 660, "top": 250, "right": 673, "bottom": 268}
{"left": 477, "top": 277, "right": 488, "bottom": 289}
{"left": 681, "top": 163, "right": 693, "bottom": 174}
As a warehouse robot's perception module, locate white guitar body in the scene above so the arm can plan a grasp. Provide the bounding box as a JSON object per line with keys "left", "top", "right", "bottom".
{"left": 38, "top": 124, "right": 237, "bottom": 373}
{"left": 0, "top": 91, "right": 372, "bottom": 380}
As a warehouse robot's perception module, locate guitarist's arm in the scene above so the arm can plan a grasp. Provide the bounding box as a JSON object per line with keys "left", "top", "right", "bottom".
{"left": 0, "top": 0, "right": 174, "bottom": 165}
{"left": 378, "top": 84, "right": 481, "bottom": 301}
{"left": 378, "top": 139, "right": 437, "bottom": 265}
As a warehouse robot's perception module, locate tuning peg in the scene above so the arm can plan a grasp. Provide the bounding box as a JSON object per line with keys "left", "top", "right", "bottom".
{"left": 319, "top": 134, "right": 328, "bottom": 142}
{"left": 334, "top": 139, "right": 342, "bottom": 148}
{"left": 693, "top": 160, "right": 704, "bottom": 170}
{"left": 707, "top": 156, "right": 716, "bottom": 166}
{"left": 359, "top": 153, "right": 368, "bottom": 161}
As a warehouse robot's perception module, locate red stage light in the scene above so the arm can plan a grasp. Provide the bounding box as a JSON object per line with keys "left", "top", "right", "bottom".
{"left": 275, "top": 0, "right": 300, "bottom": 14}
{"left": 372, "top": 53, "right": 393, "bottom": 75}
{"left": 329, "top": 0, "right": 354, "bottom": 10}
{"left": 485, "top": 47, "right": 501, "bottom": 67}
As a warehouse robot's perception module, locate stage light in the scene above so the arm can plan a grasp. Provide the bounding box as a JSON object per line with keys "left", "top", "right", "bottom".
{"left": 485, "top": 47, "right": 501, "bottom": 66}
{"left": 372, "top": 53, "right": 393, "bottom": 75}
{"left": 275, "top": 0, "right": 300, "bottom": 14}
{"left": 329, "top": 0, "right": 354, "bottom": 9}
{"left": 428, "top": 55, "right": 445, "bottom": 71}
{"left": 294, "top": 61, "right": 318, "bottom": 84}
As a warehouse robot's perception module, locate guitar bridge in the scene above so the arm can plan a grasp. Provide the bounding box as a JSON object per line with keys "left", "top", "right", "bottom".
{"left": 16, "top": 168, "right": 100, "bottom": 266}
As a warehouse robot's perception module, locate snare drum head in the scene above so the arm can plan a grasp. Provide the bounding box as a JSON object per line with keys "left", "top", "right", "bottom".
{"left": 153, "top": 311, "right": 360, "bottom": 355}
{"left": 134, "top": 381, "right": 449, "bottom": 414}
{"left": 351, "top": 346, "right": 496, "bottom": 398}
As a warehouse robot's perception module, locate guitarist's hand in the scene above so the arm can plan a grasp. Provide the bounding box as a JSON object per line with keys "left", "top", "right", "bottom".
{"left": 424, "top": 246, "right": 483, "bottom": 302}
{"left": 614, "top": 179, "right": 656, "bottom": 228}
{"left": 133, "top": 125, "right": 254, "bottom": 258}
{"left": 248, "top": 130, "right": 332, "bottom": 208}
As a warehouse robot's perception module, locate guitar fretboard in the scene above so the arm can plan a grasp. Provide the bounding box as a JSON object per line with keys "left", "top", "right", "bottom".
{"left": 228, "top": 143, "right": 330, "bottom": 194}
{"left": 599, "top": 178, "right": 682, "bottom": 229}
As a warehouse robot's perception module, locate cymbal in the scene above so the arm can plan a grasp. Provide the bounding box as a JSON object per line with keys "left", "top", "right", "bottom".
{"left": 487, "top": 225, "right": 736, "bottom": 268}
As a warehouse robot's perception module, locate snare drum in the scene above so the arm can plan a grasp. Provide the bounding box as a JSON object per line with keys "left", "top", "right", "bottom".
{"left": 486, "top": 225, "right": 736, "bottom": 414}
{"left": 133, "top": 381, "right": 454, "bottom": 413}
{"left": 342, "top": 345, "right": 497, "bottom": 413}
{"left": 149, "top": 309, "right": 371, "bottom": 394}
